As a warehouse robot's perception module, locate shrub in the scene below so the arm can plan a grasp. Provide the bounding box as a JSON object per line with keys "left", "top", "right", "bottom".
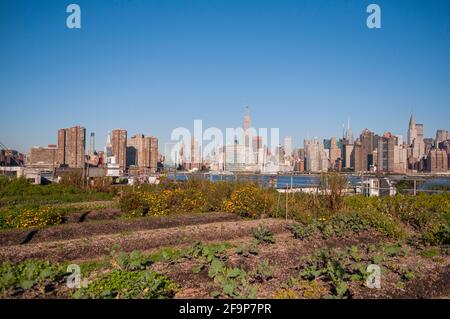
{"left": 223, "top": 184, "right": 274, "bottom": 218}
{"left": 142, "top": 191, "right": 170, "bottom": 216}
{"left": 169, "top": 188, "right": 208, "bottom": 213}
{"left": 13, "top": 206, "right": 64, "bottom": 229}
{"left": 180, "top": 179, "right": 235, "bottom": 212}
{"left": 422, "top": 222, "right": 450, "bottom": 246}
{"left": 273, "top": 192, "right": 320, "bottom": 223}
{"left": 0, "top": 210, "right": 16, "bottom": 230}
{"left": 123, "top": 207, "right": 146, "bottom": 219}
{"left": 320, "top": 173, "right": 348, "bottom": 212}
{"left": 60, "top": 170, "right": 84, "bottom": 188}
{"left": 345, "top": 194, "right": 450, "bottom": 230}
{"left": 119, "top": 192, "right": 146, "bottom": 216}
{"left": 0, "top": 176, "right": 113, "bottom": 207}
{"left": 202, "top": 181, "right": 236, "bottom": 211}
{"left": 91, "top": 177, "right": 113, "bottom": 192}
{"left": 119, "top": 190, "right": 170, "bottom": 217}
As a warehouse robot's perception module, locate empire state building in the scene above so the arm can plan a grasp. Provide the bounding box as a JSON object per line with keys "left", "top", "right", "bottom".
{"left": 243, "top": 105, "right": 251, "bottom": 148}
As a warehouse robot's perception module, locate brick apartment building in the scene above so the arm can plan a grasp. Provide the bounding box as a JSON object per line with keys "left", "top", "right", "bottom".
{"left": 57, "top": 126, "right": 86, "bottom": 168}
{"left": 111, "top": 129, "right": 127, "bottom": 174}
{"left": 127, "top": 134, "right": 159, "bottom": 174}
{"left": 427, "top": 148, "right": 448, "bottom": 173}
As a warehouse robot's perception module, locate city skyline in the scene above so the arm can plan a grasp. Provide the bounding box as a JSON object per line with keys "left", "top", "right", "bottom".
{"left": 1, "top": 110, "right": 448, "bottom": 155}
{"left": 1, "top": 0, "right": 450, "bottom": 152}
{"left": 10, "top": 108, "right": 447, "bottom": 175}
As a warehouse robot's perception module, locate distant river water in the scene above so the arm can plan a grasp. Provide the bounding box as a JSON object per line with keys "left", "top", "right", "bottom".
{"left": 167, "top": 173, "right": 450, "bottom": 190}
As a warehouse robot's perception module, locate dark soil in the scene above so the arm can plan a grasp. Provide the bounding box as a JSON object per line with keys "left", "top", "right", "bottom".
{"left": 0, "top": 212, "right": 241, "bottom": 247}
{"left": 63, "top": 209, "right": 122, "bottom": 223}
{"left": 1, "top": 218, "right": 449, "bottom": 299}
{"left": 152, "top": 231, "right": 403, "bottom": 299}
{"left": 146, "top": 231, "right": 450, "bottom": 299}
{"left": 0, "top": 218, "right": 287, "bottom": 263}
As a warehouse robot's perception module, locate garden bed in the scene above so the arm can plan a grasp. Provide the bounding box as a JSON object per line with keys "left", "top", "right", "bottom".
{"left": 0, "top": 212, "right": 242, "bottom": 247}
{"left": 1, "top": 227, "right": 448, "bottom": 299}
{"left": 0, "top": 218, "right": 287, "bottom": 263}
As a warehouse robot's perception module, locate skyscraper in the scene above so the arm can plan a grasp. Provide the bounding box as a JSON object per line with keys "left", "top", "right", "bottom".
{"left": 436, "top": 129, "right": 449, "bottom": 144}
{"left": 243, "top": 105, "right": 251, "bottom": 149}
{"left": 345, "top": 118, "right": 354, "bottom": 144}
{"left": 377, "top": 132, "right": 407, "bottom": 174}
{"left": 353, "top": 140, "right": 364, "bottom": 172}
{"left": 353, "top": 129, "right": 376, "bottom": 172}
{"left": 149, "top": 136, "right": 159, "bottom": 173}
{"left": 341, "top": 139, "right": 354, "bottom": 169}
{"left": 407, "top": 113, "right": 425, "bottom": 160}
{"left": 127, "top": 134, "right": 159, "bottom": 173}
{"left": 89, "top": 132, "right": 95, "bottom": 155}
{"left": 57, "top": 126, "right": 86, "bottom": 168}
{"left": 304, "top": 138, "right": 328, "bottom": 172}
{"left": 252, "top": 135, "right": 264, "bottom": 169}
{"left": 111, "top": 129, "right": 127, "bottom": 174}
{"left": 427, "top": 149, "right": 448, "bottom": 173}
{"left": 408, "top": 113, "right": 416, "bottom": 146}
{"left": 284, "top": 136, "right": 293, "bottom": 158}
{"left": 328, "top": 137, "right": 341, "bottom": 170}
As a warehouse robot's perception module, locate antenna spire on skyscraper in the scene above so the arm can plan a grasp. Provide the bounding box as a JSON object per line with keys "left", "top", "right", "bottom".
{"left": 243, "top": 105, "right": 251, "bottom": 132}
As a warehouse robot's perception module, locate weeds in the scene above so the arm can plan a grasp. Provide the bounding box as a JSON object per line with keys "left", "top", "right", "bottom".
{"left": 252, "top": 225, "right": 275, "bottom": 244}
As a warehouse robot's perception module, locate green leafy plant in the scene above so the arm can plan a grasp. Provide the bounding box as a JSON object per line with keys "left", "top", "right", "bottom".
{"left": 73, "top": 270, "right": 177, "bottom": 299}
{"left": 400, "top": 267, "right": 416, "bottom": 281}
{"left": 287, "top": 222, "right": 318, "bottom": 240}
{"left": 298, "top": 250, "right": 350, "bottom": 299}
{"left": 250, "top": 260, "right": 274, "bottom": 283}
{"left": 207, "top": 258, "right": 257, "bottom": 299}
{"left": 383, "top": 243, "right": 405, "bottom": 257}
{"left": 252, "top": 225, "right": 275, "bottom": 244}
{"left": 0, "top": 260, "right": 66, "bottom": 292}
{"left": 110, "top": 250, "right": 152, "bottom": 271}
{"left": 420, "top": 247, "right": 441, "bottom": 259}
{"left": 236, "top": 241, "right": 259, "bottom": 257}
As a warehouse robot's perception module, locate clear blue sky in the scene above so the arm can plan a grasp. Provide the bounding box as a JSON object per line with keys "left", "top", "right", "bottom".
{"left": 1, "top": 0, "right": 450, "bottom": 153}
